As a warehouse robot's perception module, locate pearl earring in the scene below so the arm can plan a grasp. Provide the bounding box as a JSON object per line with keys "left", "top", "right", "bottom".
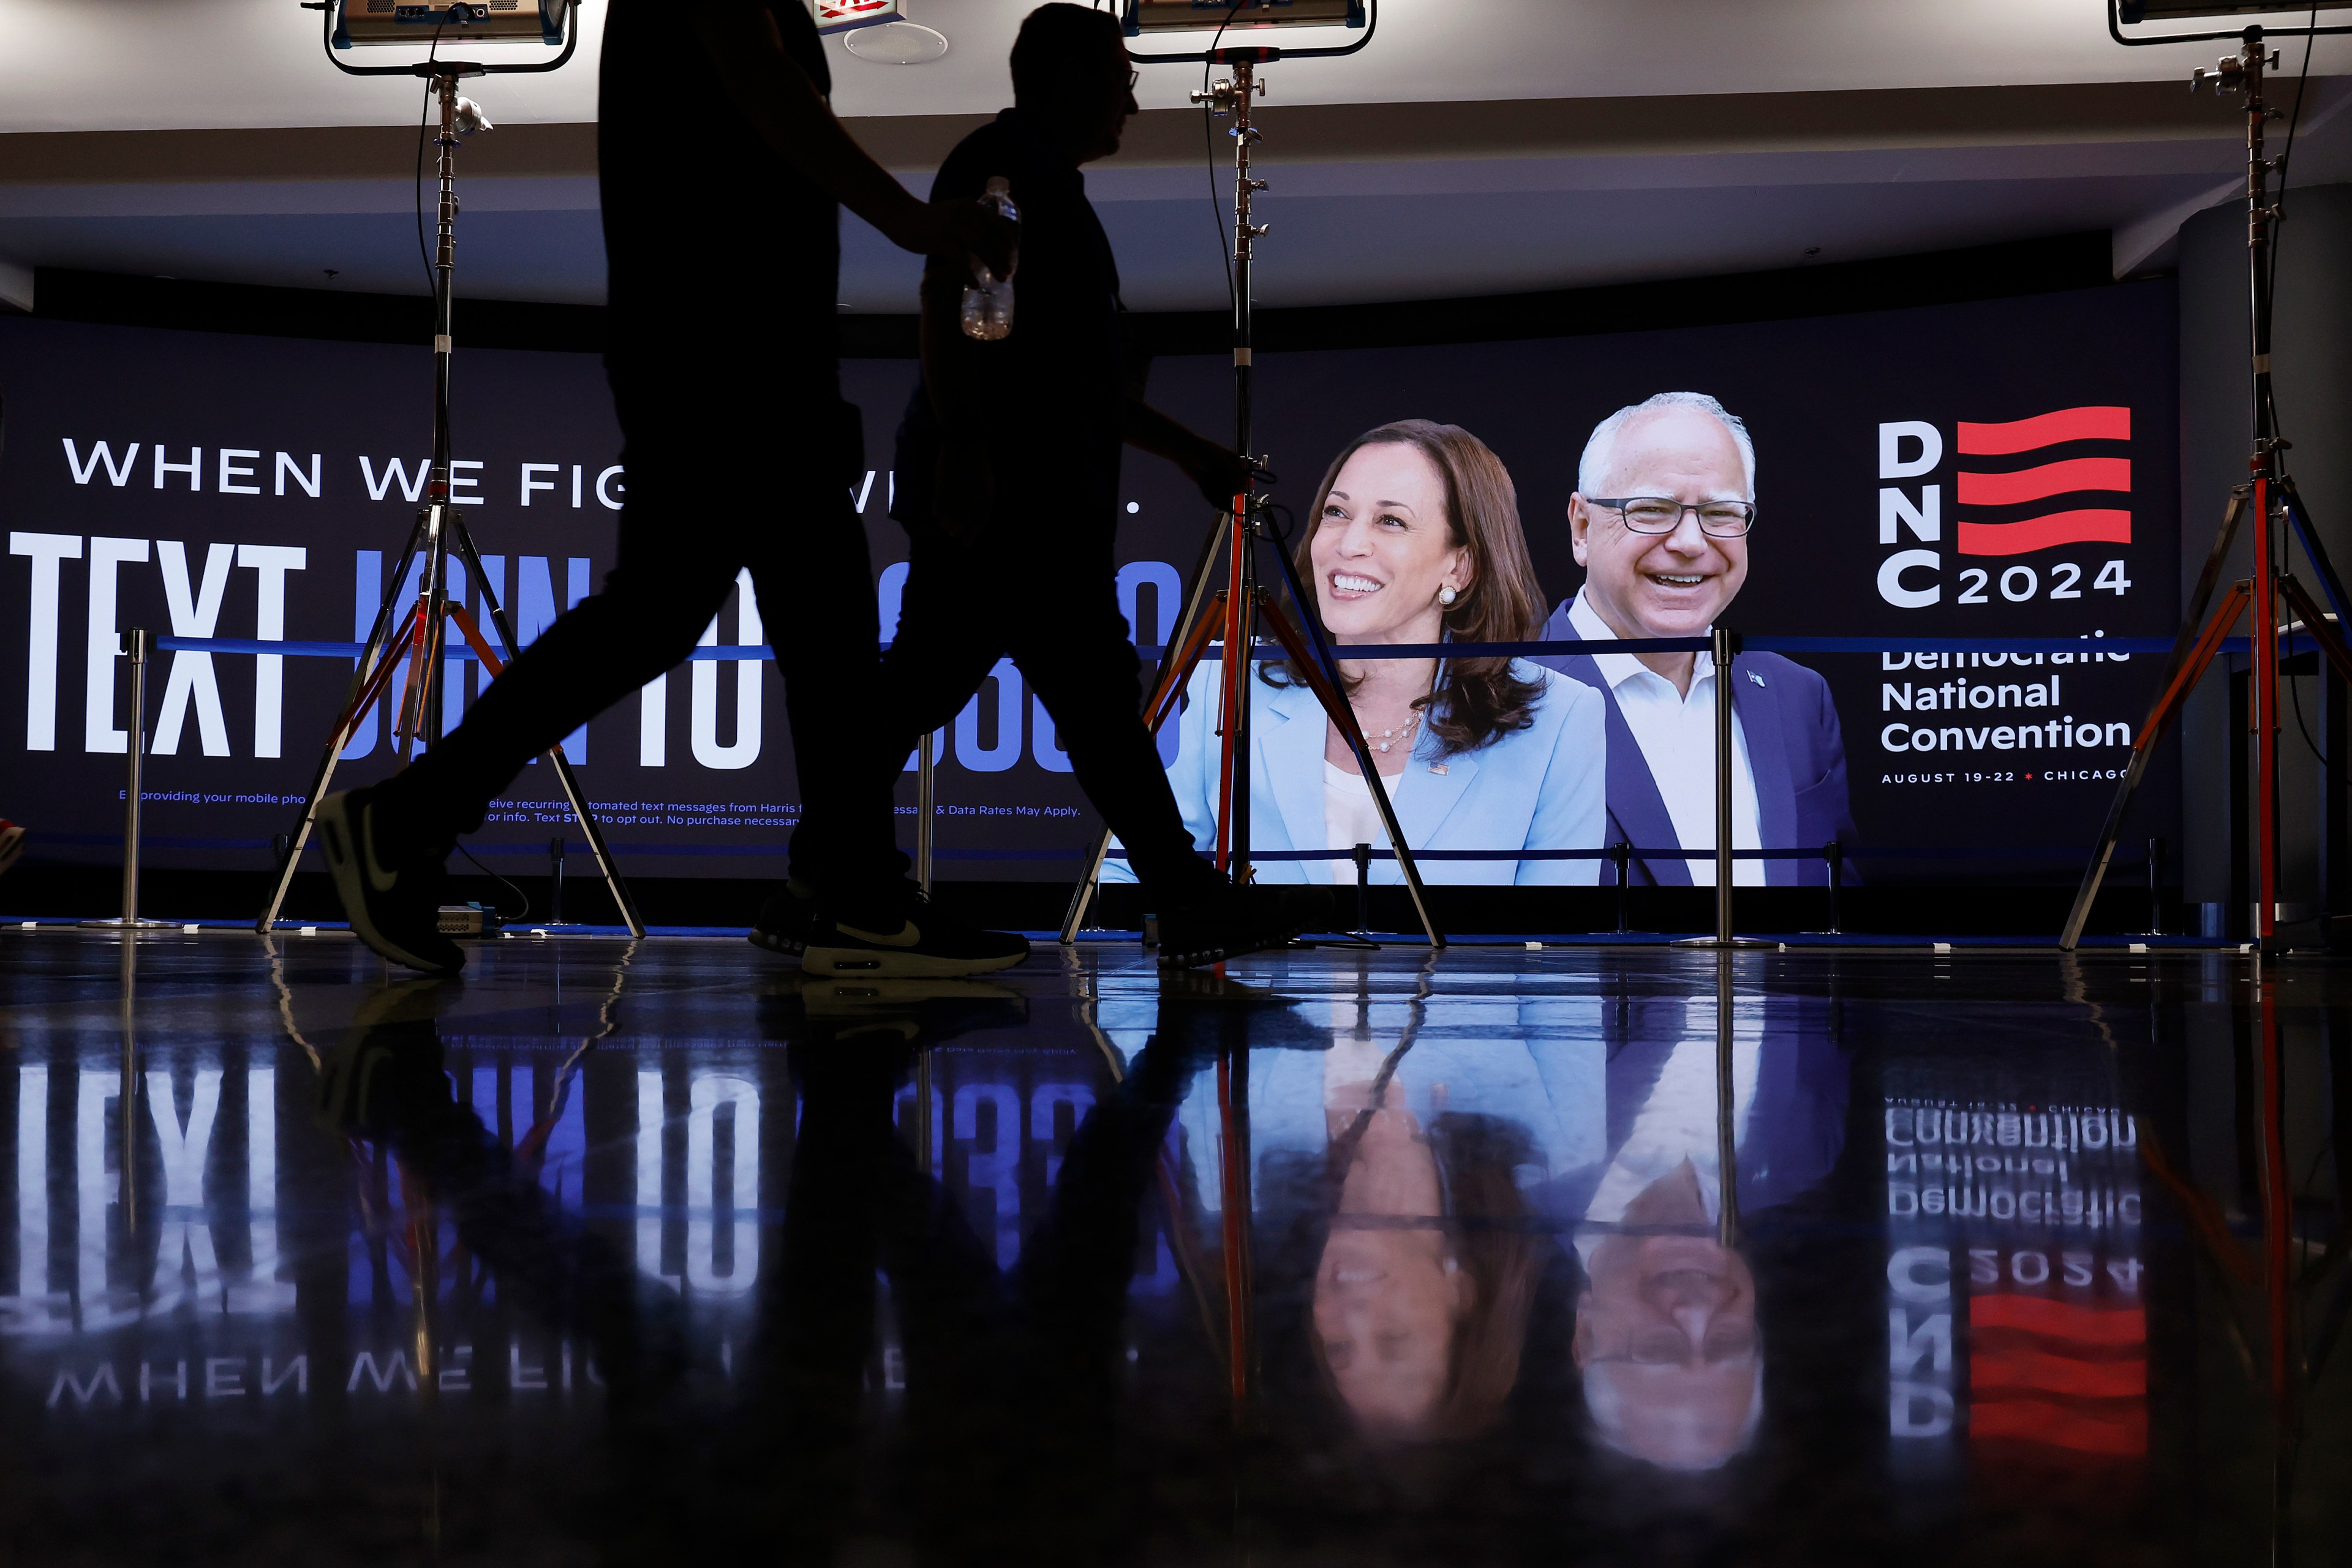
{"left": 1439, "top": 584, "right": 1458, "bottom": 607}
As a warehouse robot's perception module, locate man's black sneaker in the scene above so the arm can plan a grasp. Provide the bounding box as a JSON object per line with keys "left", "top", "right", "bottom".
{"left": 748, "top": 884, "right": 820, "bottom": 956}
{"left": 1155, "top": 885, "right": 1333, "bottom": 970}
{"left": 316, "top": 786, "right": 464, "bottom": 974}
{"left": 317, "top": 979, "right": 453, "bottom": 1133}
{"left": 800, "top": 892, "right": 1030, "bottom": 979}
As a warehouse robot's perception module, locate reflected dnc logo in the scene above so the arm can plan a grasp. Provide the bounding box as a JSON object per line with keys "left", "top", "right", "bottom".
{"left": 1876, "top": 408, "right": 2136, "bottom": 609}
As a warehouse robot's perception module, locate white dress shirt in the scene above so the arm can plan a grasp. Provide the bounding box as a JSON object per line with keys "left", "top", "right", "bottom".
{"left": 1568, "top": 591, "right": 1761, "bottom": 886}
{"left": 1573, "top": 998, "right": 1762, "bottom": 1271}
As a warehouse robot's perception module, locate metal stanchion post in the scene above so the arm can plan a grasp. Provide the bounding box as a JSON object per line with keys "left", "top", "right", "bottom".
{"left": 1338, "top": 842, "right": 1378, "bottom": 948}
{"left": 916, "top": 731, "right": 937, "bottom": 896}
{"left": 1714, "top": 948, "right": 1740, "bottom": 1249}
{"left": 915, "top": 1047, "right": 935, "bottom": 1177}
{"left": 119, "top": 938, "right": 138, "bottom": 1238}
{"left": 1713, "top": 628, "right": 1735, "bottom": 944}
{"left": 1613, "top": 841, "right": 1630, "bottom": 934}
{"left": 2146, "top": 835, "right": 2165, "bottom": 937}
{"left": 1676, "top": 630, "right": 1763, "bottom": 949}
{"left": 1826, "top": 839, "right": 1844, "bottom": 935}
{"left": 548, "top": 837, "right": 565, "bottom": 925}
{"left": 85, "top": 629, "right": 170, "bottom": 932}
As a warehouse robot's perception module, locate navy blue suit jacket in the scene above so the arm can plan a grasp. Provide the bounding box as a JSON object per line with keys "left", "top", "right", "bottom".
{"left": 1533, "top": 602, "right": 1859, "bottom": 887}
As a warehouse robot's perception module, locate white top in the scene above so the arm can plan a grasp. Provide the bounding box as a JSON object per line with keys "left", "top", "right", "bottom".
{"left": 1568, "top": 591, "right": 1762, "bottom": 886}
{"left": 1572, "top": 998, "right": 1763, "bottom": 1270}
{"left": 1161, "top": 996, "right": 1613, "bottom": 1216}
{"left": 1322, "top": 758, "right": 1404, "bottom": 884}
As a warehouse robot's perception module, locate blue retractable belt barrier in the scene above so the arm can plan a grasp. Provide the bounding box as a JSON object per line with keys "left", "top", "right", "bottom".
{"left": 148, "top": 632, "right": 2230, "bottom": 663}
{"left": 1238, "top": 845, "right": 2123, "bottom": 862}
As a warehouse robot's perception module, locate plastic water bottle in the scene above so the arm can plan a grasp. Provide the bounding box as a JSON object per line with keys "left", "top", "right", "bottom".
{"left": 960, "top": 177, "right": 1019, "bottom": 341}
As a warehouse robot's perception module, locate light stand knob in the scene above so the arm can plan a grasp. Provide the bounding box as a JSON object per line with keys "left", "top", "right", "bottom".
{"left": 1190, "top": 78, "right": 1235, "bottom": 113}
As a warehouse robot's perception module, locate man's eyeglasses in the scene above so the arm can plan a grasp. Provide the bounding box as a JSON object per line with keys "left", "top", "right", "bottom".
{"left": 1588, "top": 497, "right": 1757, "bottom": 538}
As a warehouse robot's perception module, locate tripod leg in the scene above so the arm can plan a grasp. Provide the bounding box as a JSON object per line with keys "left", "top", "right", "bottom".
{"left": 1058, "top": 515, "right": 1235, "bottom": 943}
{"left": 2282, "top": 478, "right": 2352, "bottom": 628}
{"left": 1218, "top": 521, "right": 1254, "bottom": 880}
{"left": 2280, "top": 576, "right": 2352, "bottom": 688}
{"left": 336, "top": 616, "right": 424, "bottom": 750}
{"left": 1258, "top": 520, "right": 1352, "bottom": 693}
{"left": 256, "top": 517, "right": 432, "bottom": 933}
{"left": 447, "top": 521, "right": 647, "bottom": 939}
{"left": 1259, "top": 535, "right": 1448, "bottom": 947}
{"left": 1056, "top": 597, "right": 1227, "bottom": 943}
{"left": 2060, "top": 581, "right": 2252, "bottom": 949}
{"left": 1256, "top": 599, "right": 1447, "bottom": 948}
{"left": 393, "top": 598, "right": 433, "bottom": 753}
{"left": 441, "top": 603, "right": 506, "bottom": 676}
{"left": 2177, "top": 488, "right": 2252, "bottom": 677}
{"left": 398, "top": 504, "right": 461, "bottom": 760}
{"left": 1145, "top": 595, "right": 1230, "bottom": 734}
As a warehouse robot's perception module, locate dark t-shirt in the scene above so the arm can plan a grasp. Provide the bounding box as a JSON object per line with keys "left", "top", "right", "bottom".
{"left": 598, "top": 0, "right": 839, "bottom": 393}
{"left": 894, "top": 109, "right": 1129, "bottom": 527}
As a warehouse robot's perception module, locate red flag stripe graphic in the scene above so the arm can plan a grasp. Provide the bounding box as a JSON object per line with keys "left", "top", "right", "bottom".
{"left": 1970, "top": 1350, "right": 2147, "bottom": 1398}
{"left": 1956, "top": 511, "right": 2132, "bottom": 556}
{"left": 1956, "top": 406, "right": 2132, "bottom": 454}
{"left": 1956, "top": 458, "right": 2131, "bottom": 506}
{"left": 1969, "top": 1398, "right": 2148, "bottom": 1455}
{"left": 1971, "top": 1294, "right": 2146, "bottom": 1343}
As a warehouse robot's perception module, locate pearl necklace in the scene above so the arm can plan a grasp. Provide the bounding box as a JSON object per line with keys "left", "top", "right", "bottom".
{"left": 1370, "top": 708, "right": 1425, "bottom": 755}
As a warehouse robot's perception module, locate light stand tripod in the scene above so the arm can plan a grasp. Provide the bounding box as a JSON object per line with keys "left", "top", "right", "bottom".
{"left": 1058, "top": 50, "right": 1444, "bottom": 949}
{"left": 2060, "top": 26, "right": 2352, "bottom": 954}
{"left": 258, "top": 65, "right": 643, "bottom": 938}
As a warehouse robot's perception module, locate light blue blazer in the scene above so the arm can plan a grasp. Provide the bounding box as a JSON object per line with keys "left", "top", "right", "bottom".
{"left": 1104, "top": 658, "right": 1607, "bottom": 886}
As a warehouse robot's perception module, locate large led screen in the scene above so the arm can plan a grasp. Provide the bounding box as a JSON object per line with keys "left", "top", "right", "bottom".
{"left": 0, "top": 281, "right": 2178, "bottom": 887}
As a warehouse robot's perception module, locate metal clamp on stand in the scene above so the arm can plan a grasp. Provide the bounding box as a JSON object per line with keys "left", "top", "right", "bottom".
{"left": 83, "top": 629, "right": 172, "bottom": 932}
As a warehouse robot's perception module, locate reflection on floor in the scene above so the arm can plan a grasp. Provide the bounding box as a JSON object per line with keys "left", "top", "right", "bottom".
{"left": 0, "top": 930, "right": 2345, "bottom": 1564}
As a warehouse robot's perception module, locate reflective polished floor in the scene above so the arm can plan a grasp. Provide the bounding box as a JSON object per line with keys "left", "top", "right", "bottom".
{"left": 1, "top": 928, "right": 2345, "bottom": 1566}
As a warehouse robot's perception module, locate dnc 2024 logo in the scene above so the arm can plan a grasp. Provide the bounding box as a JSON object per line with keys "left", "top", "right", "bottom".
{"left": 1874, "top": 407, "right": 2135, "bottom": 611}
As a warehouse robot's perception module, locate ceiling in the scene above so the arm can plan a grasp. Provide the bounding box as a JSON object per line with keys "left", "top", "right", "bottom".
{"left": 0, "top": 0, "right": 2348, "bottom": 314}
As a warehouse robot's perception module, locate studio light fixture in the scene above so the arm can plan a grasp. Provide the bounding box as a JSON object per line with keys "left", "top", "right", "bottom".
{"left": 812, "top": 0, "right": 905, "bottom": 34}
{"left": 2111, "top": 0, "right": 2352, "bottom": 43}
{"left": 2119, "top": 0, "right": 2350, "bottom": 17}
{"left": 1121, "top": 0, "right": 1364, "bottom": 34}
{"left": 329, "top": 0, "right": 576, "bottom": 50}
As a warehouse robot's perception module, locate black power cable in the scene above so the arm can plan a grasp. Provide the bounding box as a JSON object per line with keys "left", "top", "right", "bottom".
{"left": 458, "top": 843, "right": 531, "bottom": 921}
{"left": 1200, "top": 1, "right": 1246, "bottom": 314}
{"left": 2274, "top": 10, "right": 2332, "bottom": 779}
{"left": 2261, "top": 8, "right": 2320, "bottom": 448}
{"left": 414, "top": 22, "right": 450, "bottom": 297}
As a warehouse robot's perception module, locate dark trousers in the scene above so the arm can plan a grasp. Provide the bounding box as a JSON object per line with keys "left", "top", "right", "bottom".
{"left": 388, "top": 385, "right": 905, "bottom": 914}
{"left": 880, "top": 514, "right": 1219, "bottom": 903}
